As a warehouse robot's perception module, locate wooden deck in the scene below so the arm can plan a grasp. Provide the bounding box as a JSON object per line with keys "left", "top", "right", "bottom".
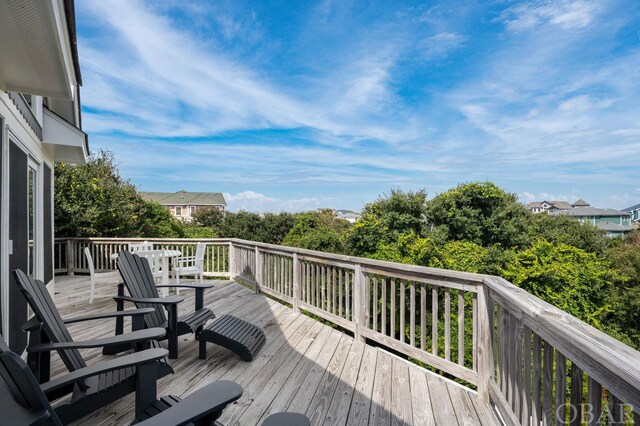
{"left": 49, "top": 275, "right": 501, "bottom": 426}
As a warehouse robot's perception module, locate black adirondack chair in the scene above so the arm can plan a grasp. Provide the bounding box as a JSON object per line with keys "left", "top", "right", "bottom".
{"left": 114, "top": 250, "right": 216, "bottom": 359}
{"left": 12, "top": 269, "right": 173, "bottom": 424}
{"left": 0, "top": 334, "right": 245, "bottom": 425}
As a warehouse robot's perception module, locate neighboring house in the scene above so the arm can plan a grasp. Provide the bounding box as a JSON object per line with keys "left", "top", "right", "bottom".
{"left": 550, "top": 207, "right": 635, "bottom": 237}
{"left": 0, "top": 0, "right": 87, "bottom": 351}
{"left": 141, "top": 190, "right": 227, "bottom": 222}
{"left": 526, "top": 200, "right": 574, "bottom": 213}
{"left": 623, "top": 203, "right": 640, "bottom": 223}
{"left": 335, "top": 210, "right": 361, "bottom": 223}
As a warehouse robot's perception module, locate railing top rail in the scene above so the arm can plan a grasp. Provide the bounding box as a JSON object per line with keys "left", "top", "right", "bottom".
{"left": 228, "top": 238, "right": 488, "bottom": 285}
{"left": 484, "top": 275, "right": 640, "bottom": 408}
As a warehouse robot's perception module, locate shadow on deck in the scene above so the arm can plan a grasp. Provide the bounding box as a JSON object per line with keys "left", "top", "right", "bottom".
{"left": 50, "top": 274, "right": 501, "bottom": 425}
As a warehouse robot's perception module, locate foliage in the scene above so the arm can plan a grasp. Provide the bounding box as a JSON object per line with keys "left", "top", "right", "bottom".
{"left": 255, "top": 213, "right": 295, "bottom": 244}
{"left": 528, "top": 213, "right": 609, "bottom": 254}
{"left": 501, "top": 239, "right": 616, "bottom": 327}
{"left": 425, "top": 182, "right": 531, "bottom": 248}
{"left": 282, "top": 210, "right": 350, "bottom": 253}
{"left": 55, "top": 150, "right": 181, "bottom": 237}
{"left": 192, "top": 208, "right": 225, "bottom": 234}
{"left": 348, "top": 189, "right": 427, "bottom": 256}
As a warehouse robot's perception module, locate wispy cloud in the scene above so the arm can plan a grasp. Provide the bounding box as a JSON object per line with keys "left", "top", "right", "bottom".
{"left": 224, "top": 191, "right": 332, "bottom": 213}
{"left": 77, "top": 0, "right": 640, "bottom": 212}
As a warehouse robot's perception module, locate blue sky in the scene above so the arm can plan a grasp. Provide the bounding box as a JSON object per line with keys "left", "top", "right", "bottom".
{"left": 76, "top": 0, "right": 640, "bottom": 212}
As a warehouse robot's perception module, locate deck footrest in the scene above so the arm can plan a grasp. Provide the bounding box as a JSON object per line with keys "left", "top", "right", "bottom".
{"left": 198, "top": 315, "right": 266, "bottom": 361}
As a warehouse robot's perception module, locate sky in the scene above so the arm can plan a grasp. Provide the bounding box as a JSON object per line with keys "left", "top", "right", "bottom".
{"left": 75, "top": 0, "right": 640, "bottom": 213}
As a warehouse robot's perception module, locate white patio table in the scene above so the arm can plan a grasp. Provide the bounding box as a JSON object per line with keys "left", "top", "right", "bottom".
{"left": 110, "top": 249, "right": 181, "bottom": 297}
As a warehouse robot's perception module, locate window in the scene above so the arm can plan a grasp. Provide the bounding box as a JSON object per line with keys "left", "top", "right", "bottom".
{"left": 175, "top": 206, "right": 182, "bottom": 216}
{"left": 190, "top": 206, "right": 196, "bottom": 216}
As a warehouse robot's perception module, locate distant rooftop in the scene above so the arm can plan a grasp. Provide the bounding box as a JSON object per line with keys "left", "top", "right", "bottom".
{"left": 140, "top": 190, "right": 227, "bottom": 206}
{"left": 571, "top": 198, "right": 590, "bottom": 207}
{"left": 596, "top": 221, "right": 636, "bottom": 232}
{"left": 623, "top": 203, "right": 640, "bottom": 211}
{"left": 550, "top": 207, "right": 631, "bottom": 217}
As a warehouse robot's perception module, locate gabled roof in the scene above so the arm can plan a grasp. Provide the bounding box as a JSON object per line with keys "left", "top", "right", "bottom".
{"left": 526, "top": 200, "right": 573, "bottom": 210}
{"left": 140, "top": 191, "right": 227, "bottom": 206}
{"left": 596, "top": 221, "right": 636, "bottom": 232}
{"left": 623, "top": 203, "right": 640, "bottom": 211}
{"left": 551, "top": 207, "right": 631, "bottom": 217}
{"left": 572, "top": 199, "right": 590, "bottom": 207}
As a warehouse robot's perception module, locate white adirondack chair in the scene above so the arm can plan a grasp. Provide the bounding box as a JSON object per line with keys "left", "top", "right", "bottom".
{"left": 136, "top": 250, "right": 164, "bottom": 284}
{"left": 85, "top": 247, "right": 120, "bottom": 303}
{"left": 172, "top": 243, "right": 207, "bottom": 294}
{"left": 129, "top": 241, "right": 154, "bottom": 252}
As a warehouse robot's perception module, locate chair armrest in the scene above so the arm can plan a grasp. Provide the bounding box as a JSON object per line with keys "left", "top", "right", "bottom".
{"left": 136, "top": 381, "right": 243, "bottom": 426}
{"left": 22, "top": 315, "right": 42, "bottom": 332}
{"left": 41, "top": 348, "right": 168, "bottom": 395}
{"left": 63, "top": 308, "right": 156, "bottom": 324}
{"left": 156, "top": 283, "right": 214, "bottom": 290}
{"left": 27, "top": 328, "right": 166, "bottom": 352}
{"left": 114, "top": 295, "right": 184, "bottom": 306}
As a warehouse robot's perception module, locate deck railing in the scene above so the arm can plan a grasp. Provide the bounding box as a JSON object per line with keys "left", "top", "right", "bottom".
{"left": 55, "top": 237, "right": 640, "bottom": 425}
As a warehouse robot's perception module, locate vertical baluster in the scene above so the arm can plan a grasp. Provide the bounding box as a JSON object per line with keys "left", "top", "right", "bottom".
{"left": 473, "top": 292, "right": 478, "bottom": 371}
{"left": 444, "top": 288, "right": 450, "bottom": 360}
{"left": 608, "top": 393, "right": 623, "bottom": 426}
{"left": 555, "top": 353, "right": 567, "bottom": 426}
{"left": 345, "top": 270, "right": 351, "bottom": 320}
{"left": 326, "top": 266, "right": 332, "bottom": 313}
{"left": 409, "top": 281, "right": 415, "bottom": 347}
{"left": 390, "top": 278, "right": 396, "bottom": 339}
{"left": 338, "top": 266, "right": 342, "bottom": 315}
{"left": 372, "top": 276, "right": 378, "bottom": 333}
{"left": 458, "top": 290, "right": 465, "bottom": 366}
{"left": 532, "top": 334, "right": 542, "bottom": 426}
{"left": 432, "top": 288, "right": 438, "bottom": 356}
{"left": 332, "top": 267, "right": 337, "bottom": 315}
{"left": 420, "top": 285, "right": 426, "bottom": 351}
{"left": 569, "top": 363, "right": 582, "bottom": 426}
{"left": 513, "top": 317, "right": 523, "bottom": 420}
{"left": 381, "top": 277, "right": 387, "bottom": 335}
{"left": 400, "top": 280, "right": 406, "bottom": 343}
{"left": 543, "top": 341, "right": 554, "bottom": 426}
{"left": 587, "top": 377, "right": 602, "bottom": 426}
{"left": 523, "top": 327, "right": 532, "bottom": 426}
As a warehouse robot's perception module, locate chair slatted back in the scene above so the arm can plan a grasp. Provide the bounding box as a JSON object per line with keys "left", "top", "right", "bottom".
{"left": 195, "top": 243, "right": 206, "bottom": 265}
{"left": 12, "top": 270, "right": 86, "bottom": 372}
{"left": 0, "top": 335, "right": 62, "bottom": 425}
{"left": 117, "top": 251, "right": 167, "bottom": 327}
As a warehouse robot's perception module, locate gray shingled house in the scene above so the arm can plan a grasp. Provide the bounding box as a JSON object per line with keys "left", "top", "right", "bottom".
{"left": 140, "top": 190, "right": 227, "bottom": 222}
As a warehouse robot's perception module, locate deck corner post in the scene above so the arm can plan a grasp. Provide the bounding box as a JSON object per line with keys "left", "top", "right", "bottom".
{"left": 228, "top": 241, "right": 236, "bottom": 279}
{"left": 66, "top": 238, "right": 75, "bottom": 275}
{"left": 292, "top": 252, "right": 300, "bottom": 313}
{"left": 353, "top": 263, "right": 366, "bottom": 343}
{"left": 254, "top": 246, "right": 262, "bottom": 294}
{"left": 477, "top": 283, "right": 493, "bottom": 403}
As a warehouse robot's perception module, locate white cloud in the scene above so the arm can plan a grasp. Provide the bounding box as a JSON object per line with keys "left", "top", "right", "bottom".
{"left": 500, "top": 0, "right": 600, "bottom": 32}
{"left": 421, "top": 32, "right": 466, "bottom": 60}
{"left": 224, "top": 191, "right": 331, "bottom": 213}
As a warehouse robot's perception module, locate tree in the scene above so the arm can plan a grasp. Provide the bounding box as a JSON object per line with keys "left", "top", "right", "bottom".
{"left": 55, "top": 150, "right": 182, "bottom": 238}
{"left": 219, "top": 211, "right": 263, "bottom": 241}
{"left": 425, "top": 182, "right": 530, "bottom": 248}
{"left": 192, "top": 208, "right": 225, "bottom": 235}
{"left": 255, "top": 213, "right": 295, "bottom": 244}
{"left": 347, "top": 189, "right": 427, "bottom": 256}
{"left": 283, "top": 211, "right": 350, "bottom": 253}
{"left": 528, "top": 213, "right": 609, "bottom": 254}
{"left": 501, "top": 239, "right": 617, "bottom": 327}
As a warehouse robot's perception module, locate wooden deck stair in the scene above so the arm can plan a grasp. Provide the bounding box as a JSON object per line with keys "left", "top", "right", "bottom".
{"left": 49, "top": 275, "right": 501, "bottom": 425}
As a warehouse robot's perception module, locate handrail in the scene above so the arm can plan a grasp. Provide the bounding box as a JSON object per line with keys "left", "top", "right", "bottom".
{"left": 54, "top": 236, "right": 640, "bottom": 425}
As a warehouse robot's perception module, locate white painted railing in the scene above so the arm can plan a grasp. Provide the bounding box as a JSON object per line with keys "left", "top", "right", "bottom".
{"left": 55, "top": 237, "right": 640, "bottom": 425}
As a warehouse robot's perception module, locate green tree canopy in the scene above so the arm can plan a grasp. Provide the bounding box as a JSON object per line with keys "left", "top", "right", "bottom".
{"left": 425, "top": 182, "right": 530, "bottom": 248}
{"left": 528, "top": 213, "right": 609, "bottom": 254}
{"left": 347, "top": 189, "right": 427, "bottom": 256}
{"left": 54, "top": 150, "right": 182, "bottom": 237}
{"left": 283, "top": 210, "right": 350, "bottom": 253}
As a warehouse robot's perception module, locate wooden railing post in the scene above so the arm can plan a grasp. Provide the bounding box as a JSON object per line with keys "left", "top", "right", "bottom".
{"left": 292, "top": 252, "right": 300, "bottom": 314}
{"left": 66, "top": 239, "right": 75, "bottom": 275}
{"left": 353, "top": 263, "right": 366, "bottom": 342}
{"left": 477, "top": 284, "right": 493, "bottom": 403}
{"left": 254, "top": 246, "right": 262, "bottom": 294}
{"left": 228, "top": 241, "right": 236, "bottom": 278}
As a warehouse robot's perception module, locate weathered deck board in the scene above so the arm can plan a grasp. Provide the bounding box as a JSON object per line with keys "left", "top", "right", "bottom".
{"left": 47, "top": 275, "right": 500, "bottom": 425}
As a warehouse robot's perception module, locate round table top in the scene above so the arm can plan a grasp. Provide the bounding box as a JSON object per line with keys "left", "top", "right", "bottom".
{"left": 110, "top": 249, "right": 182, "bottom": 260}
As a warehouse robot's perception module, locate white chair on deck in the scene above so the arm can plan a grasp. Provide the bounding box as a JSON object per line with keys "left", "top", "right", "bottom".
{"left": 137, "top": 250, "right": 164, "bottom": 284}
{"left": 85, "top": 247, "right": 120, "bottom": 303}
{"left": 172, "top": 242, "right": 207, "bottom": 294}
